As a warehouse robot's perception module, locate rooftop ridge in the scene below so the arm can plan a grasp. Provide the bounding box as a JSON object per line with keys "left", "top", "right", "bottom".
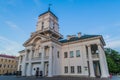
{"left": 38, "top": 10, "right": 58, "bottom": 19}
{"left": 0, "top": 54, "right": 16, "bottom": 59}
{"left": 59, "top": 34, "right": 101, "bottom": 43}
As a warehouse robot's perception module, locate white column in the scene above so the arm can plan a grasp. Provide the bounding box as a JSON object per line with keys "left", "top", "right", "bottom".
{"left": 27, "top": 49, "right": 32, "bottom": 76}
{"left": 88, "top": 45, "right": 95, "bottom": 77}
{"left": 22, "top": 50, "right": 27, "bottom": 76}
{"left": 27, "top": 63, "right": 32, "bottom": 76}
{"left": 17, "top": 56, "right": 21, "bottom": 71}
{"left": 81, "top": 45, "right": 89, "bottom": 76}
{"left": 98, "top": 44, "right": 109, "bottom": 77}
{"left": 48, "top": 45, "right": 53, "bottom": 77}
{"left": 41, "top": 46, "right": 45, "bottom": 76}
{"left": 102, "top": 47, "right": 109, "bottom": 77}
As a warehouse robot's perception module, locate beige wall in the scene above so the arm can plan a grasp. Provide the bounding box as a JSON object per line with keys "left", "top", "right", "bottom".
{"left": 60, "top": 39, "right": 101, "bottom": 75}
{"left": 0, "top": 57, "right": 18, "bottom": 75}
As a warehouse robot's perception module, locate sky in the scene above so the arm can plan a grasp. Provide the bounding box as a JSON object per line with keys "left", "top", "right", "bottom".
{"left": 0, "top": 0, "right": 120, "bottom": 56}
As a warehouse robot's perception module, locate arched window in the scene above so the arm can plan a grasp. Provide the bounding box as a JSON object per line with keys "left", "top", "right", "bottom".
{"left": 42, "top": 22, "right": 44, "bottom": 30}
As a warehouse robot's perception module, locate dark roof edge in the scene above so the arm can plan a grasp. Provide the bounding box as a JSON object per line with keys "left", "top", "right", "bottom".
{"left": 99, "top": 35, "right": 106, "bottom": 46}
{"left": 19, "top": 50, "right": 25, "bottom": 53}
{"left": 59, "top": 35, "right": 101, "bottom": 43}
{"left": 38, "top": 10, "right": 58, "bottom": 20}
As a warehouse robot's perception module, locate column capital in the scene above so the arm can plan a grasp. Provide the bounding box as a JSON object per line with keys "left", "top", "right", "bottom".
{"left": 97, "top": 43, "right": 101, "bottom": 46}
{"left": 49, "top": 45, "right": 54, "bottom": 48}
{"left": 97, "top": 43, "right": 104, "bottom": 48}
{"left": 40, "top": 46, "right": 45, "bottom": 49}
{"left": 87, "top": 44, "right": 91, "bottom": 47}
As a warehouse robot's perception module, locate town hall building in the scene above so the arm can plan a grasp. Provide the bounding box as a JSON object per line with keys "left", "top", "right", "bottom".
{"left": 18, "top": 8, "right": 109, "bottom": 78}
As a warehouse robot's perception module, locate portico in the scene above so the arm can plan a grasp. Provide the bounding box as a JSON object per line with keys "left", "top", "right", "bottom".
{"left": 21, "top": 44, "right": 54, "bottom": 77}
{"left": 86, "top": 44, "right": 109, "bottom": 78}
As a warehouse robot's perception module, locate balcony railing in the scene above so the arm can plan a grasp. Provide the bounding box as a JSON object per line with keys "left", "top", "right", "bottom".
{"left": 26, "top": 58, "right": 29, "bottom": 61}
{"left": 31, "top": 57, "right": 41, "bottom": 61}
{"left": 44, "top": 56, "right": 49, "bottom": 60}
{"left": 92, "top": 54, "right": 99, "bottom": 58}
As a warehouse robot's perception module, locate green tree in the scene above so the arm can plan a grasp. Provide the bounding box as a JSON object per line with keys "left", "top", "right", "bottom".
{"left": 105, "top": 48, "right": 120, "bottom": 74}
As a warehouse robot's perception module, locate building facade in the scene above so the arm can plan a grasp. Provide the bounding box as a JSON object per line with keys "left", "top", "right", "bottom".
{"left": 0, "top": 54, "right": 18, "bottom": 75}
{"left": 18, "top": 9, "right": 109, "bottom": 78}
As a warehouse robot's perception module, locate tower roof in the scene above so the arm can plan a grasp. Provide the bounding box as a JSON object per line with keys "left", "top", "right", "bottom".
{"left": 38, "top": 10, "right": 58, "bottom": 20}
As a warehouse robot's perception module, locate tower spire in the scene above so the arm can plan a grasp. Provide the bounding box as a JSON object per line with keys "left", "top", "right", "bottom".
{"left": 48, "top": 3, "right": 52, "bottom": 11}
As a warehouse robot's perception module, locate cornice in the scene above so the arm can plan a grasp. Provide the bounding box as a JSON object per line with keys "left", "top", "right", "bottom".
{"left": 61, "top": 36, "right": 101, "bottom": 46}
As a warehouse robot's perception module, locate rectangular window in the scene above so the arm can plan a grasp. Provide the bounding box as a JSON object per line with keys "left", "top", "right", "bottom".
{"left": 64, "top": 52, "right": 68, "bottom": 58}
{"left": 70, "top": 51, "right": 74, "bottom": 58}
{"left": 4, "top": 64, "right": 6, "bottom": 68}
{"left": 57, "top": 51, "right": 59, "bottom": 58}
{"left": 39, "top": 53, "right": 42, "bottom": 58}
{"left": 71, "top": 66, "right": 74, "bottom": 73}
{"left": 42, "top": 22, "right": 44, "bottom": 30}
{"left": 77, "top": 66, "right": 81, "bottom": 73}
{"left": 86, "top": 46, "right": 88, "bottom": 58}
{"left": 76, "top": 50, "right": 80, "bottom": 57}
{"left": 1, "top": 59, "right": 3, "bottom": 62}
{"left": 64, "top": 66, "right": 68, "bottom": 73}
{"left": 0, "top": 64, "right": 1, "bottom": 68}
{"left": 5, "top": 59, "right": 7, "bottom": 62}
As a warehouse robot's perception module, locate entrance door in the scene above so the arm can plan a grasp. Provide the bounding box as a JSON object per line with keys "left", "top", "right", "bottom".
{"left": 44, "top": 62, "right": 48, "bottom": 76}
{"left": 93, "top": 61, "right": 101, "bottom": 77}
{"left": 87, "top": 61, "right": 90, "bottom": 76}
{"left": 25, "top": 63, "right": 29, "bottom": 76}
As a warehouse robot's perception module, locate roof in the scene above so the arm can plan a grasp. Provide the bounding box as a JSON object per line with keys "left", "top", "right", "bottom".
{"left": 59, "top": 35, "right": 101, "bottom": 43}
{"left": 19, "top": 50, "right": 25, "bottom": 53}
{"left": 0, "top": 54, "right": 16, "bottom": 59}
{"left": 38, "top": 10, "right": 58, "bottom": 20}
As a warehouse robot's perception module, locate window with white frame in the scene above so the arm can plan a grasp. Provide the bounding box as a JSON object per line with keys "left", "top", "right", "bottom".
{"left": 77, "top": 66, "right": 81, "bottom": 73}
{"left": 64, "top": 52, "right": 68, "bottom": 58}
{"left": 76, "top": 50, "right": 80, "bottom": 57}
{"left": 64, "top": 66, "right": 68, "bottom": 73}
{"left": 39, "top": 53, "right": 42, "bottom": 58}
{"left": 71, "top": 66, "right": 74, "bottom": 73}
{"left": 70, "top": 51, "right": 74, "bottom": 58}
{"left": 57, "top": 51, "right": 59, "bottom": 58}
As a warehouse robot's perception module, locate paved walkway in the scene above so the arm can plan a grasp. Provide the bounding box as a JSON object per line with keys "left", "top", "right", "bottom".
{"left": 111, "top": 76, "right": 120, "bottom": 80}
{"left": 0, "top": 76, "right": 111, "bottom": 80}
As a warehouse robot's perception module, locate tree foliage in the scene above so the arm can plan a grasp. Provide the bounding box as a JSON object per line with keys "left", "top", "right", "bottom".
{"left": 105, "top": 48, "right": 120, "bottom": 74}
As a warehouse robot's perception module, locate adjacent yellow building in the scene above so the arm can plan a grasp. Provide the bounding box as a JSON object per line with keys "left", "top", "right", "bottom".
{"left": 0, "top": 54, "right": 18, "bottom": 75}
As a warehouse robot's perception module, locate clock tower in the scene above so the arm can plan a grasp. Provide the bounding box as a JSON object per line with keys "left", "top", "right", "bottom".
{"left": 35, "top": 9, "right": 63, "bottom": 39}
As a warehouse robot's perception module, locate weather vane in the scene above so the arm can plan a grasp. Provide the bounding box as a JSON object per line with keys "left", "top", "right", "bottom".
{"left": 48, "top": 3, "right": 52, "bottom": 11}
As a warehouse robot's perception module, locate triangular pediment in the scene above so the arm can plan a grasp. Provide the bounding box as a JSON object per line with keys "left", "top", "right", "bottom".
{"left": 23, "top": 34, "right": 48, "bottom": 47}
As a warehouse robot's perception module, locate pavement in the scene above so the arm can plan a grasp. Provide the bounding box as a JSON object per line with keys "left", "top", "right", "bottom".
{"left": 0, "top": 75, "right": 119, "bottom": 80}
{"left": 111, "top": 76, "right": 120, "bottom": 80}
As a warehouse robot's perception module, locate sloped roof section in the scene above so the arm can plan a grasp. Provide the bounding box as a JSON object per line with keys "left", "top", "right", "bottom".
{"left": 59, "top": 35, "right": 101, "bottom": 43}
{"left": 0, "top": 54, "right": 16, "bottom": 59}
{"left": 38, "top": 10, "right": 58, "bottom": 20}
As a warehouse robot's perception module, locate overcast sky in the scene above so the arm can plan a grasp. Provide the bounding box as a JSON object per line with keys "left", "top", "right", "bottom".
{"left": 0, "top": 0, "right": 120, "bottom": 56}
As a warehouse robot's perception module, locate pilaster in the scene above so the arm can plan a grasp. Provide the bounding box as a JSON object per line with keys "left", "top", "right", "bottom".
{"left": 18, "top": 56, "right": 21, "bottom": 71}
{"left": 48, "top": 45, "right": 53, "bottom": 77}
{"left": 81, "top": 45, "right": 89, "bottom": 75}
{"left": 22, "top": 50, "right": 27, "bottom": 76}
{"left": 27, "top": 49, "right": 32, "bottom": 76}
{"left": 88, "top": 45, "right": 95, "bottom": 77}
{"left": 41, "top": 46, "right": 45, "bottom": 76}
{"left": 98, "top": 44, "right": 109, "bottom": 77}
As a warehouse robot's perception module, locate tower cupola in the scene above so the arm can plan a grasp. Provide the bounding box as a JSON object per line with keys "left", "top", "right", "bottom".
{"left": 35, "top": 7, "right": 63, "bottom": 39}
